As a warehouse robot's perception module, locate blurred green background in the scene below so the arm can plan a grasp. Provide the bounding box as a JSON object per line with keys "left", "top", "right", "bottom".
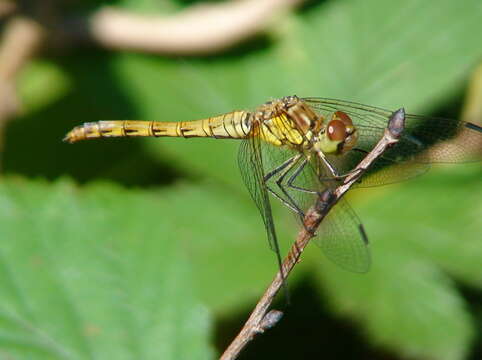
{"left": 1, "top": 0, "right": 481, "bottom": 359}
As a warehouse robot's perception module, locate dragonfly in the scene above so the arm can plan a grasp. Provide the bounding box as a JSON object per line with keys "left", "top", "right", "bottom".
{"left": 64, "top": 95, "right": 482, "bottom": 274}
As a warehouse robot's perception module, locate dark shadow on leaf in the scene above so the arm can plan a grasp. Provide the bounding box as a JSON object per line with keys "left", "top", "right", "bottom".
{"left": 428, "top": 88, "right": 466, "bottom": 120}
{"left": 458, "top": 284, "right": 482, "bottom": 360}
{"left": 2, "top": 50, "right": 184, "bottom": 187}
{"left": 297, "top": 0, "right": 332, "bottom": 14}
{"left": 168, "top": 34, "right": 274, "bottom": 62}
{"left": 215, "top": 275, "right": 400, "bottom": 360}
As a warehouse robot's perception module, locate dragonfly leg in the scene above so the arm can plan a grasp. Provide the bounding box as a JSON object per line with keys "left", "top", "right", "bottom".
{"left": 275, "top": 175, "right": 306, "bottom": 222}
{"left": 264, "top": 154, "right": 301, "bottom": 182}
{"left": 281, "top": 159, "right": 321, "bottom": 228}
{"left": 317, "top": 168, "right": 363, "bottom": 183}
{"left": 315, "top": 149, "right": 365, "bottom": 183}
{"left": 285, "top": 159, "right": 319, "bottom": 194}
{"left": 275, "top": 157, "right": 330, "bottom": 223}
{"left": 264, "top": 154, "right": 306, "bottom": 220}
{"left": 266, "top": 187, "right": 301, "bottom": 214}
{"left": 315, "top": 149, "right": 343, "bottom": 179}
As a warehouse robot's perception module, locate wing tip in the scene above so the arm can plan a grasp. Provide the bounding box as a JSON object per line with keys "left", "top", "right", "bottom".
{"left": 465, "top": 122, "right": 482, "bottom": 133}
{"left": 358, "top": 224, "right": 369, "bottom": 245}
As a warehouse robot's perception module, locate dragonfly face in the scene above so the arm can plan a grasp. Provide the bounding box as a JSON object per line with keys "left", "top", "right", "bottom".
{"left": 314, "top": 110, "right": 359, "bottom": 156}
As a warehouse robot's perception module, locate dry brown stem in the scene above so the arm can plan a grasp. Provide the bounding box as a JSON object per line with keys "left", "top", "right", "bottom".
{"left": 0, "top": 17, "right": 44, "bottom": 80}
{"left": 78, "top": 0, "right": 302, "bottom": 55}
{"left": 0, "top": 16, "right": 45, "bottom": 160}
{"left": 0, "top": 16, "right": 45, "bottom": 116}
{"left": 219, "top": 109, "right": 406, "bottom": 360}
{"left": 0, "top": 1, "right": 16, "bottom": 19}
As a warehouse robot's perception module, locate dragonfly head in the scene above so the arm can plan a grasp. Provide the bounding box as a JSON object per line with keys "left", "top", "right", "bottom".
{"left": 317, "top": 111, "right": 358, "bottom": 155}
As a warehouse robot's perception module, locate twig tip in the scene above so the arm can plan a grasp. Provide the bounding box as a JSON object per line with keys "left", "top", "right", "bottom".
{"left": 258, "top": 310, "right": 283, "bottom": 333}
{"left": 388, "top": 108, "right": 406, "bottom": 138}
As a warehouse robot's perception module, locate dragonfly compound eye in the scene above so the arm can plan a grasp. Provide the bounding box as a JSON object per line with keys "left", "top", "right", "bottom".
{"left": 333, "top": 111, "right": 355, "bottom": 133}
{"left": 327, "top": 119, "right": 347, "bottom": 141}
{"left": 333, "top": 111, "right": 353, "bottom": 126}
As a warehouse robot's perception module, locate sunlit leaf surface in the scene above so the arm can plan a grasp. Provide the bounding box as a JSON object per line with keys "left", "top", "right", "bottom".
{"left": 0, "top": 179, "right": 216, "bottom": 359}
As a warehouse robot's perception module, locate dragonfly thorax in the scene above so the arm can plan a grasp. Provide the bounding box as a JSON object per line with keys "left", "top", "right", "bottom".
{"left": 254, "top": 96, "right": 321, "bottom": 148}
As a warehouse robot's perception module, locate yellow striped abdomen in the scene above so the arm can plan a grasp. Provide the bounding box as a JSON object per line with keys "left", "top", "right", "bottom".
{"left": 64, "top": 111, "right": 250, "bottom": 143}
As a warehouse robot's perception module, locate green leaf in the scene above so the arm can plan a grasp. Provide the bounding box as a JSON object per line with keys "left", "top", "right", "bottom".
{"left": 370, "top": 164, "right": 482, "bottom": 288}
{"left": 308, "top": 164, "right": 481, "bottom": 360}
{"left": 0, "top": 177, "right": 303, "bottom": 358}
{"left": 18, "top": 61, "right": 71, "bottom": 116}
{"left": 152, "top": 180, "right": 299, "bottom": 311}
{"left": 118, "top": 0, "right": 180, "bottom": 13}
{"left": 0, "top": 178, "right": 216, "bottom": 359}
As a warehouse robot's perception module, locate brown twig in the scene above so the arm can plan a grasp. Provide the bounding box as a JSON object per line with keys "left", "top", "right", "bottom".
{"left": 219, "top": 109, "right": 406, "bottom": 360}
{"left": 61, "top": 0, "right": 302, "bottom": 55}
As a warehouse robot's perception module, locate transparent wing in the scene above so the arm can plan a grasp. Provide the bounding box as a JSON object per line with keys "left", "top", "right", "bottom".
{"left": 238, "top": 124, "right": 282, "bottom": 258}
{"left": 304, "top": 97, "right": 482, "bottom": 187}
{"left": 313, "top": 198, "right": 371, "bottom": 273}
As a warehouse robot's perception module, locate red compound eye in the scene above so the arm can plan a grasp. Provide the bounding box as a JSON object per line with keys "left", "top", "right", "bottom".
{"left": 327, "top": 119, "right": 347, "bottom": 141}
{"left": 334, "top": 111, "right": 353, "bottom": 126}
